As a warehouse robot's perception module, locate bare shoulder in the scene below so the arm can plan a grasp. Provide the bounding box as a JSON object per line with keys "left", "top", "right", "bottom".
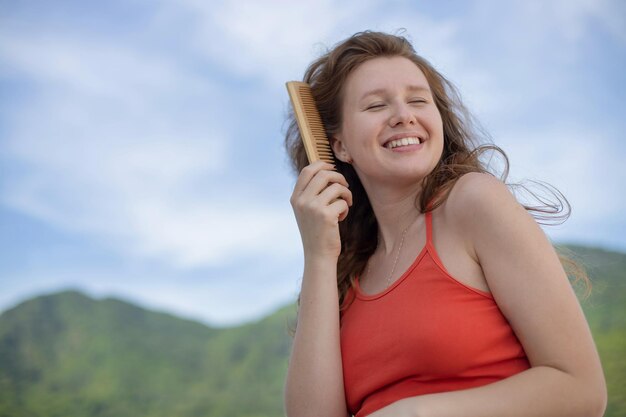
{"left": 444, "top": 172, "right": 521, "bottom": 233}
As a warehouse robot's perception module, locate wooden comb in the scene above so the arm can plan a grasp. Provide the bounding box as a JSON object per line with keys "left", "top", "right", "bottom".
{"left": 286, "top": 81, "right": 336, "bottom": 168}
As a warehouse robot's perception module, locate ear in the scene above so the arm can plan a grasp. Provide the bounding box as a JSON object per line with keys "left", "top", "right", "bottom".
{"left": 330, "top": 135, "right": 352, "bottom": 164}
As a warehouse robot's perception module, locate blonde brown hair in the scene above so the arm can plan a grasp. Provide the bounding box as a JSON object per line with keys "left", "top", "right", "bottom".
{"left": 285, "top": 31, "right": 588, "bottom": 310}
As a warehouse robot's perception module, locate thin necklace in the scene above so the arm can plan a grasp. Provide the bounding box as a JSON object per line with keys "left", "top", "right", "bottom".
{"left": 366, "top": 221, "right": 412, "bottom": 289}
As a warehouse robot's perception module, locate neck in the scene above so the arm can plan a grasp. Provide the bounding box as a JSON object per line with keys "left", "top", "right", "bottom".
{"left": 362, "top": 180, "right": 423, "bottom": 255}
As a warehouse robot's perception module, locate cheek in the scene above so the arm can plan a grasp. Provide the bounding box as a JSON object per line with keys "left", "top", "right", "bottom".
{"left": 345, "top": 117, "right": 376, "bottom": 144}
{"left": 429, "top": 108, "right": 444, "bottom": 132}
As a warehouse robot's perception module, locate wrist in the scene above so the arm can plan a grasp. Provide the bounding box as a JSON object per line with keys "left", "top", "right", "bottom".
{"left": 302, "top": 256, "right": 339, "bottom": 288}
{"left": 304, "top": 254, "right": 339, "bottom": 271}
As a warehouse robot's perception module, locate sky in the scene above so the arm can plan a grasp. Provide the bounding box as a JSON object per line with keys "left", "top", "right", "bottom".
{"left": 1, "top": 0, "right": 625, "bottom": 327}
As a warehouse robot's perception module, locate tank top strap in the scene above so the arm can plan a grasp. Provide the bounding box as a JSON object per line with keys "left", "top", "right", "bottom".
{"left": 425, "top": 210, "right": 434, "bottom": 246}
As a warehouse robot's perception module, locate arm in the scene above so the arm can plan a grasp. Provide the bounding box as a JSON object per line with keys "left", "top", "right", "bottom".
{"left": 284, "top": 161, "right": 351, "bottom": 417}
{"left": 371, "top": 173, "right": 607, "bottom": 417}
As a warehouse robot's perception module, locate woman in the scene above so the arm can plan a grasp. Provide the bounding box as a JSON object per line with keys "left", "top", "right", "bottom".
{"left": 283, "top": 31, "right": 606, "bottom": 417}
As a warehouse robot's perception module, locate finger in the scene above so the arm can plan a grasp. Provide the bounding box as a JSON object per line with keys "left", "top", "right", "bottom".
{"left": 317, "top": 183, "right": 353, "bottom": 208}
{"left": 292, "top": 161, "right": 336, "bottom": 196}
{"left": 300, "top": 170, "right": 349, "bottom": 200}
{"left": 329, "top": 198, "right": 350, "bottom": 222}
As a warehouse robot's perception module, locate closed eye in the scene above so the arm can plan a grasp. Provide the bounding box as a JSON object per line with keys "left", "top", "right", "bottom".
{"left": 365, "top": 103, "right": 386, "bottom": 110}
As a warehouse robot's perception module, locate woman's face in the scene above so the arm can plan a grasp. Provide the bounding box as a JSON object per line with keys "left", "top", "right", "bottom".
{"left": 332, "top": 56, "right": 444, "bottom": 190}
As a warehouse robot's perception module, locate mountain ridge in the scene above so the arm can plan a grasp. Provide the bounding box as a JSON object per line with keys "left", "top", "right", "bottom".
{"left": 0, "top": 289, "right": 295, "bottom": 417}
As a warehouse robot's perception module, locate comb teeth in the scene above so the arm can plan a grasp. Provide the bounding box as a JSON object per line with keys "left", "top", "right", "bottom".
{"left": 286, "top": 81, "right": 336, "bottom": 168}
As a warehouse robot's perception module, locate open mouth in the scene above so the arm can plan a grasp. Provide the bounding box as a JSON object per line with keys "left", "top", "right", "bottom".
{"left": 384, "top": 136, "right": 423, "bottom": 149}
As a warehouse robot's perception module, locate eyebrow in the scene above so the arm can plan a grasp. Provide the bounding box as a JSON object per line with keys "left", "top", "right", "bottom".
{"left": 359, "top": 85, "right": 431, "bottom": 101}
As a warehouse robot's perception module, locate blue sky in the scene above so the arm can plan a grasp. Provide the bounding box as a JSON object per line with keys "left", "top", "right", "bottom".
{"left": 1, "top": 0, "right": 625, "bottom": 326}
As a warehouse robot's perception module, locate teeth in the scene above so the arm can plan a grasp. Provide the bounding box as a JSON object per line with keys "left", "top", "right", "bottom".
{"left": 385, "top": 137, "right": 421, "bottom": 149}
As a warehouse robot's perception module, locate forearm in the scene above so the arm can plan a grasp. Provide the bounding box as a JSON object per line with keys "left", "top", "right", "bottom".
{"left": 284, "top": 257, "right": 348, "bottom": 417}
{"left": 410, "top": 365, "right": 606, "bottom": 417}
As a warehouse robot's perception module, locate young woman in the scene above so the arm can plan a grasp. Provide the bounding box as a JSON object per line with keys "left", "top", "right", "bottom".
{"left": 283, "top": 31, "right": 606, "bottom": 417}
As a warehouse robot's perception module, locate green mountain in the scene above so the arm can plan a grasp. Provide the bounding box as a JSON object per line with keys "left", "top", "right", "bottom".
{"left": 562, "top": 245, "right": 626, "bottom": 417}
{"left": 0, "top": 290, "right": 296, "bottom": 417}
{"left": 0, "top": 245, "right": 624, "bottom": 417}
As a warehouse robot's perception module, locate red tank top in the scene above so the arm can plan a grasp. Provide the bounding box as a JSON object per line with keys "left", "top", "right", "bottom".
{"left": 339, "top": 211, "right": 530, "bottom": 417}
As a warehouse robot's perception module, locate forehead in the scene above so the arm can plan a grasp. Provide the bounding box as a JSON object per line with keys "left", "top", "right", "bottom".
{"left": 343, "top": 56, "right": 430, "bottom": 100}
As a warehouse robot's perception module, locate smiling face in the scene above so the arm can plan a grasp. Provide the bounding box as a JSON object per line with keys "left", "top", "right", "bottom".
{"left": 331, "top": 56, "right": 444, "bottom": 190}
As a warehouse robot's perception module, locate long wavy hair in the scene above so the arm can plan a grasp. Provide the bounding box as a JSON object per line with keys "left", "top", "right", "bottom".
{"left": 284, "top": 31, "right": 588, "bottom": 311}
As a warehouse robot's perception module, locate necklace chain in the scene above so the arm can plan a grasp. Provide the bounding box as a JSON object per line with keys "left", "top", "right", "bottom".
{"left": 366, "top": 221, "right": 412, "bottom": 289}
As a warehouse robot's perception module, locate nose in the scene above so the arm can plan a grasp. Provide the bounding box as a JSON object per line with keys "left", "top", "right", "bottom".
{"left": 388, "top": 102, "right": 417, "bottom": 127}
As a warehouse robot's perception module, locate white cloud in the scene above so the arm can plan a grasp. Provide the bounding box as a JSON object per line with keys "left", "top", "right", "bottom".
{"left": 0, "top": 28, "right": 303, "bottom": 270}
{"left": 126, "top": 199, "right": 301, "bottom": 268}
{"left": 547, "top": 0, "right": 626, "bottom": 43}
{"left": 157, "top": 0, "right": 463, "bottom": 87}
{"left": 0, "top": 32, "right": 213, "bottom": 107}
{"left": 436, "top": 0, "right": 625, "bottom": 124}
{"left": 499, "top": 125, "right": 626, "bottom": 248}
{"left": 1, "top": 84, "right": 301, "bottom": 269}
{"left": 153, "top": 0, "right": 346, "bottom": 85}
